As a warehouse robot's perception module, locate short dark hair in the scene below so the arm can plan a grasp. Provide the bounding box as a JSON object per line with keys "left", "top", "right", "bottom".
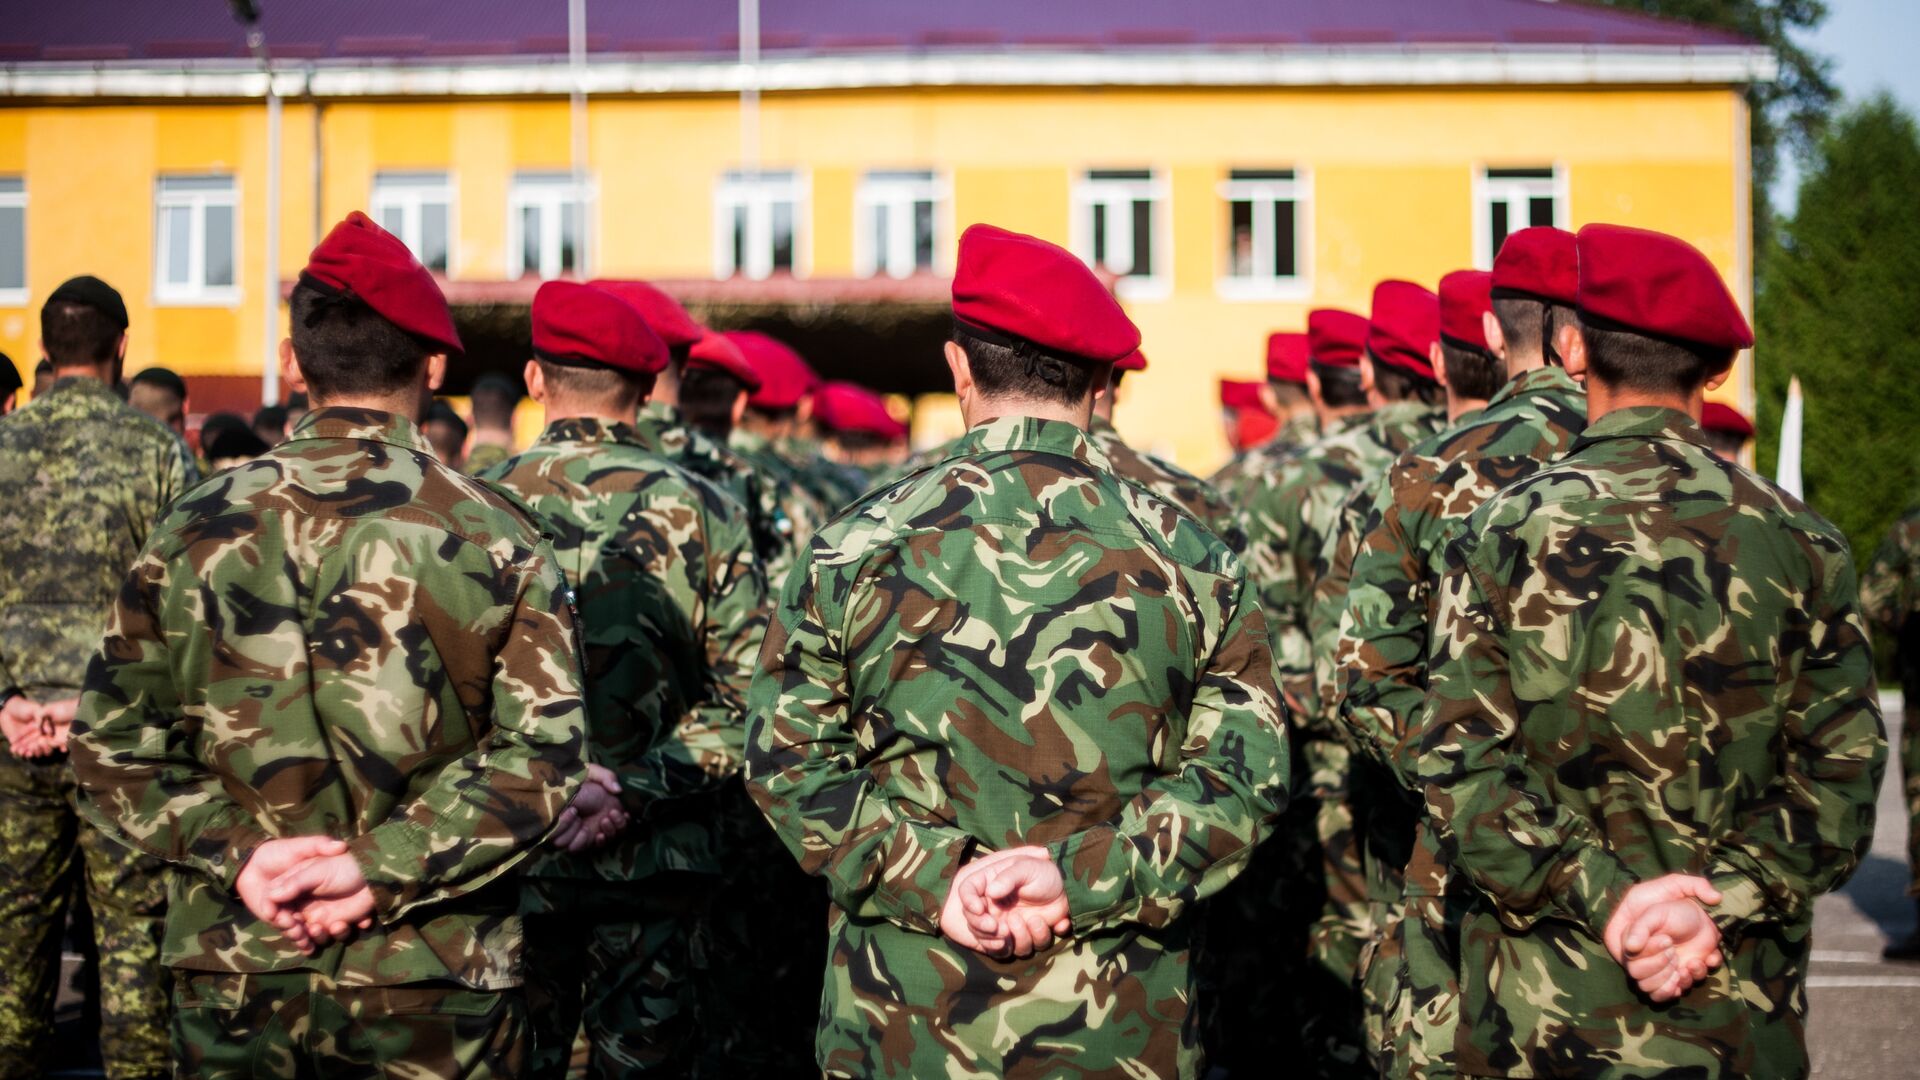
{"left": 200, "top": 411, "right": 251, "bottom": 445}
{"left": 1266, "top": 380, "right": 1311, "bottom": 410}
{"left": 252, "top": 404, "right": 288, "bottom": 433}
{"left": 831, "top": 430, "right": 891, "bottom": 453}
{"left": 41, "top": 300, "right": 123, "bottom": 367}
{"left": 1440, "top": 342, "right": 1504, "bottom": 402}
{"left": 1492, "top": 298, "right": 1576, "bottom": 367}
{"left": 285, "top": 390, "right": 309, "bottom": 412}
{"left": 952, "top": 324, "right": 1103, "bottom": 407}
{"left": 423, "top": 399, "right": 469, "bottom": 441}
{"left": 679, "top": 366, "right": 748, "bottom": 438}
{"left": 1311, "top": 361, "right": 1368, "bottom": 409}
{"left": 1703, "top": 429, "right": 1748, "bottom": 458}
{"left": 469, "top": 374, "right": 520, "bottom": 427}
{"left": 288, "top": 280, "right": 433, "bottom": 398}
{"left": 1577, "top": 314, "right": 1730, "bottom": 396}
{"left": 1369, "top": 352, "right": 1445, "bottom": 407}
{"left": 128, "top": 366, "right": 187, "bottom": 402}
{"left": 535, "top": 359, "right": 651, "bottom": 412}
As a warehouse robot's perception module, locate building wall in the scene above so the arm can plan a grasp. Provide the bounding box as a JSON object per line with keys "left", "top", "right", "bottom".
{"left": 0, "top": 83, "right": 1748, "bottom": 469}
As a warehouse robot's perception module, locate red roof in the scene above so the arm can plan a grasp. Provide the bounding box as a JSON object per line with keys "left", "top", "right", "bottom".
{"left": 0, "top": 1, "right": 1754, "bottom": 64}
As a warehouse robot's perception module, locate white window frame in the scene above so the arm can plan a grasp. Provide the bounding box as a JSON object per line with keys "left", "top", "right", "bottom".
{"left": 153, "top": 174, "right": 240, "bottom": 307}
{"left": 0, "top": 177, "right": 24, "bottom": 306}
{"left": 1216, "top": 168, "right": 1312, "bottom": 301}
{"left": 371, "top": 171, "right": 455, "bottom": 276}
{"left": 1070, "top": 169, "right": 1170, "bottom": 301}
{"left": 854, "top": 169, "right": 948, "bottom": 279}
{"left": 1473, "top": 164, "right": 1570, "bottom": 270}
{"left": 508, "top": 172, "right": 593, "bottom": 281}
{"left": 713, "top": 169, "right": 809, "bottom": 281}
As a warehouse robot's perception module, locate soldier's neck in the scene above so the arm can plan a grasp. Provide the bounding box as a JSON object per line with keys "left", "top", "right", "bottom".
{"left": 541, "top": 396, "right": 641, "bottom": 426}
{"left": 1584, "top": 379, "right": 1704, "bottom": 424}
{"left": 964, "top": 394, "right": 1093, "bottom": 431}
{"left": 1448, "top": 395, "right": 1490, "bottom": 421}
{"left": 1315, "top": 403, "right": 1370, "bottom": 427}
{"left": 308, "top": 388, "right": 427, "bottom": 420}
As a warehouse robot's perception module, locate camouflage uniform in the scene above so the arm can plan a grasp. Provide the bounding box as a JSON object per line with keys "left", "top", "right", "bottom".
{"left": 1328, "top": 365, "right": 1586, "bottom": 1075}
{"left": 633, "top": 401, "right": 811, "bottom": 588}
{"left": 746, "top": 416, "right": 1290, "bottom": 1079}
{"left": 1419, "top": 406, "right": 1885, "bottom": 1079}
{"left": 0, "top": 375, "right": 195, "bottom": 1080}
{"left": 1235, "top": 399, "right": 1445, "bottom": 1076}
{"left": 1088, "top": 415, "right": 1246, "bottom": 553}
{"left": 482, "top": 417, "right": 767, "bottom": 1076}
{"left": 69, "top": 407, "right": 589, "bottom": 1079}
{"left": 464, "top": 441, "right": 514, "bottom": 476}
{"left": 1210, "top": 410, "right": 1318, "bottom": 502}
{"left": 731, "top": 428, "right": 842, "bottom": 540}
{"left": 1861, "top": 507, "right": 1920, "bottom": 895}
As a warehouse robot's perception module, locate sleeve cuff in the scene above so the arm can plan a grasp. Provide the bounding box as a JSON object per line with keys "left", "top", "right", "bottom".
{"left": 878, "top": 824, "right": 973, "bottom": 936}
{"left": 1705, "top": 860, "right": 1774, "bottom": 931}
{"left": 348, "top": 821, "right": 432, "bottom": 917}
{"left": 1555, "top": 843, "right": 1635, "bottom": 939}
{"left": 215, "top": 825, "right": 272, "bottom": 891}
{"left": 1052, "top": 826, "right": 1127, "bottom": 933}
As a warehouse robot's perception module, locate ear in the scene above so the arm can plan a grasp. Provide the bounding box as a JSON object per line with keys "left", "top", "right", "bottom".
{"left": 1482, "top": 310, "right": 1507, "bottom": 362}
{"left": 1561, "top": 323, "right": 1589, "bottom": 384}
{"left": 1359, "top": 353, "right": 1377, "bottom": 396}
{"left": 279, "top": 338, "right": 308, "bottom": 396}
{"left": 523, "top": 358, "right": 546, "bottom": 404}
{"left": 1703, "top": 360, "right": 1734, "bottom": 393}
{"left": 1430, "top": 342, "right": 1450, "bottom": 390}
{"left": 729, "top": 388, "right": 749, "bottom": 426}
{"left": 944, "top": 340, "right": 973, "bottom": 399}
{"left": 425, "top": 353, "right": 448, "bottom": 393}
{"left": 1305, "top": 366, "right": 1324, "bottom": 410}
{"left": 1257, "top": 382, "right": 1280, "bottom": 415}
{"left": 796, "top": 396, "right": 814, "bottom": 426}
{"left": 115, "top": 332, "right": 130, "bottom": 362}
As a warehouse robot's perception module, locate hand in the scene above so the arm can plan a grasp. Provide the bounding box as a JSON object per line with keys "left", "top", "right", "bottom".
{"left": 266, "top": 852, "right": 376, "bottom": 949}
{"left": 550, "top": 764, "right": 628, "bottom": 854}
{"left": 949, "top": 846, "right": 1072, "bottom": 960}
{"left": 1, "top": 695, "right": 55, "bottom": 759}
{"left": 40, "top": 698, "right": 78, "bottom": 753}
{"left": 234, "top": 836, "right": 351, "bottom": 954}
{"left": 1604, "top": 874, "right": 1724, "bottom": 1002}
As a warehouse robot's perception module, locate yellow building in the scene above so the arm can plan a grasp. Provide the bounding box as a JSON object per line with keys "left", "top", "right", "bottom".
{"left": 0, "top": 2, "right": 1772, "bottom": 470}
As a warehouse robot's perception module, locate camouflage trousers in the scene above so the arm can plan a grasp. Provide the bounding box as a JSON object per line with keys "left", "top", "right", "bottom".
{"left": 1904, "top": 705, "right": 1920, "bottom": 895}
{"left": 0, "top": 751, "right": 169, "bottom": 1080}
{"left": 521, "top": 876, "right": 709, "bottom": 1078}
{"left": 172, "top": 969, "right": 526, "bottom": 1079}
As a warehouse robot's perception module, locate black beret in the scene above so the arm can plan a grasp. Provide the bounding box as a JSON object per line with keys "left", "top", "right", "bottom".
{"left": 0, "top": 352, "right": 19, "bottom": 398}
{"left": 48, "top": 275, "right": 129, "bottom": 330}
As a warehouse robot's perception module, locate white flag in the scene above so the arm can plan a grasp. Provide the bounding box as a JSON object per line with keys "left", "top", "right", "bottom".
{"left": 1777, "top": 376, "right": 1804, "bottom": 499}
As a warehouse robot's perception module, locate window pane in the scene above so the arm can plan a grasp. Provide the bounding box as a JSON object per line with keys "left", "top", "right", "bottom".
{"left": 1089, "top": 169, "right": 1151, "bottom": 182}
{"left": 0, "top": 206, "right": 22, "bottom": 290}
{"left": 421, "top": 203, "right": 449, "bottom": 272}
{"left": 1272, "top": 199, "right": 1297, "bottom": 278}
{"left": 1489, "top": 202, "right": 1511, "bottom": 263}
{"left": 160, "top": 175, "right": 232, "bottom": 193}
{"left": 559, "top": 202, "right": 578, "bottom": 273}
{"left": 1228, "top": 199, "right": 1254, "bottom": 278}
{"left": 1487, "top": 167, "right": 1554, "bottom": 180}
{"left": 203, "top": 204, "right": 234, "bottom": 287}
{"left": 0, "top": 177, "right": 22, "bottom": 195}
{"left": 1130, "top": 198, "right": 1152, "bottom": 278}
{"left": 729, "top": 204, "right": 747, "bottom": 276}
{"left": 164, "top": 205, "right": 192, "bottom": 285}
{"left": 1230, "top": 168, "right": 1295, "bottom": 182}
{"left": 520, "top": 205, "right": 541, "bottom": 277}
{"left": 871, "top": 203, "right": 890, "bottom": 277}
{"left": 913, "top": 200, "right": 935, "bottom": 271}
{"left": 1528, "top": 196, "right": 1556, "bottom": 228}
{"left": 377, "top": 204, "right": 406, "bottom": 237}
{"left": 1091, "top": 202, "right": 1108, "bottom": 265}
{"left": 770, "top": 200, "right": 795, "bottom": 272}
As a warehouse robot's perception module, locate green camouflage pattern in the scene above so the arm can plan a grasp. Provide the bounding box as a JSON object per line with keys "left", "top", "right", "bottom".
{"left": 482, "top": 416, "right": 767, "bottom": 882}
{"left": 172, "top": 969, "right": 525, "bottom": 1079}
{"left": 463, "top": 441, "right": 513, "bottom": 476}
{"left": 0, "top": 375, "right": 197, "bottom": 699}
{"left": 70, "top": 407, "right": 589, "bottom": 990}
{"left": 1418, "top": 405, "right": 1885, "bottom": 1079}
{"left": 1861, "top": 506, "right": 1920, "bottom": 893}
{"left": 728, "top": 428, "right": 839, "bottom": 547}
{"left": 745, "top": 416, "right": 1289, "bottom": 1079}
{"left": 1326, "top": 367, "right": 1587, "bottom": 1073}
{"left": 1210, "top": 410, "right": 1319, "bottom": 504}
{"left": 1088, "top": 415, "right": 1247, "bottom": 553}
{"left": 633, "top": 400, "right": 811, "bottom": 587}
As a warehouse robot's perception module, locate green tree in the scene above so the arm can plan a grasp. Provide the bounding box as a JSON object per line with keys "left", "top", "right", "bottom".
{"left": 1755, "top": 95, "right": 1920, "bottom": 561}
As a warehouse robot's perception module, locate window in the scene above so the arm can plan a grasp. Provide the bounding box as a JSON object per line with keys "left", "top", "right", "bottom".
{"left": 1220, "top": 168, "right": 1309, "bottom": 298}
{"left": 509, "top": 173, "right": 589, "bottom": 281}
{"left": 155, "top": 175, "right": 237, "bottom": 304}
{"left": 371, "top": 172, "right": 452, "bottom": 274}
{"left": 1477, "top": 166, "right": 1567, "bottom": 269}
{"left": 714, "top": 170, "right": 805, "bottom": 280}
{"left": 0, "top": 178, "right": 22, "bottom": 304}
{"left": 855, "top": 170, "right": 943, "bottom": 279}
{"left": 1072, "top": 169, "right": 1168, "bottom": 298}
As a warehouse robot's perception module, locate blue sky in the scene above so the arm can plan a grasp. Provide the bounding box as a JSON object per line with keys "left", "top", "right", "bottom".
{"left": 1772, "top": 0, "right": 1920, "bottom": 210}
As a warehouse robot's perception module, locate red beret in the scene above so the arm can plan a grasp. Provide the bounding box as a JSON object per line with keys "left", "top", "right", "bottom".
{"left": 1576, "top": 224, "right": 1753, "bottom": 354}
{"left": 687, "top": 331, "right": 763, "bottom": 392}
{"left": 731, "top": 331, "right": 818, "bottom": 410}
{"left": 814, "top": 382, "right": 907, "bottom": 441}
{"left": 1219, "top": 378, "right": 1272, "bottom": 412}
{"left": 586, "top": 279, "right": 704, "bottom": 349}
{"left": 1307, "top": 309, "right": 1368, "bottom": 369}
{"left": 1491, "top": 227, "right": 1577, "bottom": 306}
{"left": 1266, "top": 332, "right": 1309, "bottom": 384}
{"left": 952, "top": 224, "right": 1139, "bottom": 364}
{"left": 1439, "top": 270, "right": 1495, "bottom": 352}
{"left": 1701, "top": 401, "right": 1755, "bottom": 439}
{"left": 1113, "top": 349, "right": 1147, "bottom": 373}
{"left": 303, "top": 211, "right": 463, "bottom": 357}
{"left": 532, "top": 280, "right": 667, "bottom": 376}
{"left": 1368, "top": 281, "right": 1441, "bottom": 381}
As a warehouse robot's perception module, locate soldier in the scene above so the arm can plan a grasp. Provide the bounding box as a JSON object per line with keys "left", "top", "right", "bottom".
{"left": 1329, "top": 228, "right": 1586, "bottom": 1077}
{"left": 811, "top": 381, "right": 909, "bottom": 478}
{"left": 126, "top": 366, "right": 190, "bottom": 438}
{"left": 0, "top": 275, "right": 191, "bottom": 1080}
{"left": 69, "top": 212, "right": 598, "bottom": 1078}
{"left": 745, "top": 223, "right": 1289, "bottom": 1078}
{"left": 1091, "top": 349, "right": 1246, "bottom": 552}
{"left": 1700, "top": 400, "right": 1755, "bottom": 462}
{"left": 1216, "top": 378, "right": 1279, "bottom": 459}
{"left": 463, "top": 373, "right": 523, "bottom": 475}
{"left": 483, "top": 282, "right": 768, "bottom": 1075}
{"left": 1418, "top": 223, "right": 1885, "bottom": 1079}
{"left": 729, "top": 332, "right": 867, "bottom": 512}
{"left": 422, "top": 398, "right": 470, "bottom": 469}
{"left": 1241, "top": 282, "right": 1447, "bottom": 1076}
{"left": 1862, "top": 506, "right": 1920, "bottom": 960}
{"left": 1212, "top": 331, "right": 1321, "bottom": 501}
{"left": 0, "top": 351, "right": 18, "bottom": 414}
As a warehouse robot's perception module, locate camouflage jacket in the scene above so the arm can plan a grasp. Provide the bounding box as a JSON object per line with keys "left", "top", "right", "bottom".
{"left": 1240, "top": 400, "right": 1445, "bottom": 785}
{"left": 483, "top": 417, "right": 768, "bottom": 882}
{"left": 462, "top": 440, "right": 513, "bottom": 476}
{"left": 1418, "top": 406, "right": 1885, "bottom": 1079}
{"left": 1861, "top": 507, "right": 1920, "bottom": 638}
{"left": 0, "top": 376, "right": 197, "bottom": 700}
{"left": 745, "top": 416, "right": 1289, "bottom": 1079}
{"left": 1088, "top": 416, "right": 1247, "bottom": 553}
{"left": 1211, "top": 410, "right": 1319, "bottom": 503}
{"left": 770, "top": 432, "right": 870, "bottom": 511}
{"left": 634, "top": 400, "right": 808, "bottom": 587}
{"left": 729, "top": 428, "right": 839, "bottom": 543}
{"left": 70, "top": 408, "right": 589, "bottom": 989}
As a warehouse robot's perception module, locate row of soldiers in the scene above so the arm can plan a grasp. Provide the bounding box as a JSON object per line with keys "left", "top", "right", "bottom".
{"left": 0, "top": 203, "right": 1901, "bottom": 1080}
